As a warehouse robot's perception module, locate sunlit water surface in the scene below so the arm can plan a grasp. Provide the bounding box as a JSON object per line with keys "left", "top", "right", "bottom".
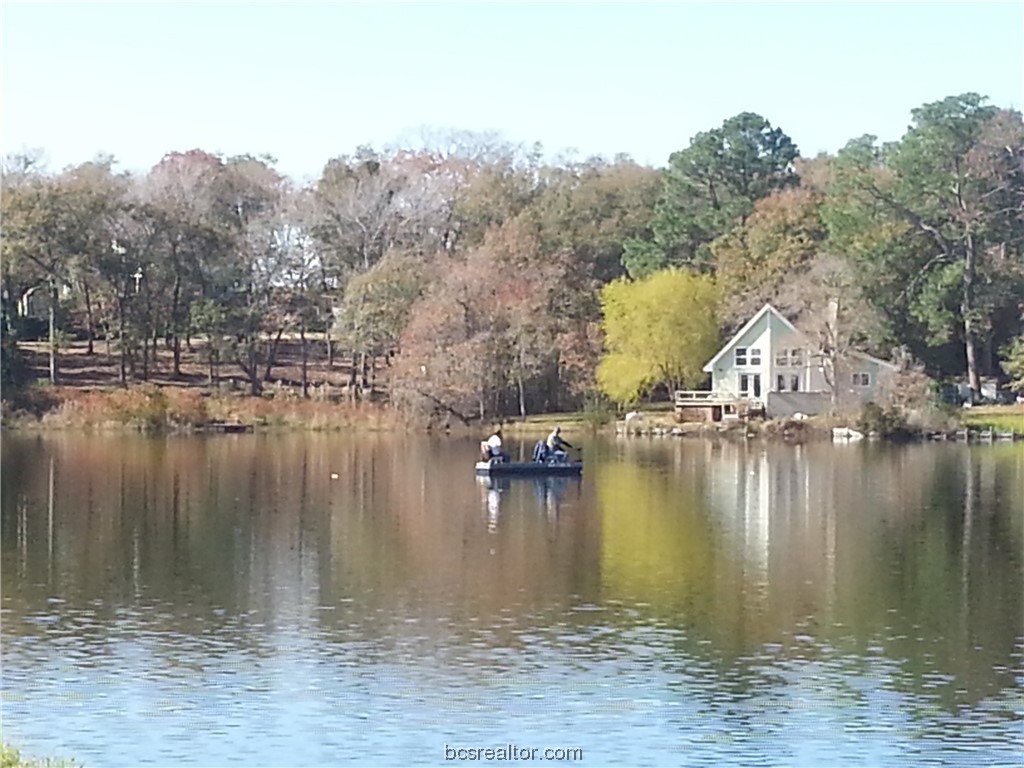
{"left": 2, "top": 434, "right": 1022, "bottom": 766}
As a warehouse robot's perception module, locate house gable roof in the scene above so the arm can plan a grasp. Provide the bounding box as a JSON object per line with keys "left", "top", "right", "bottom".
{"left": 702, "top": 302, "right": 901, "bottom": 373}
{"left": 702, "top": 304, "right": 799, "bottom": 372}
{"left": 848, "top": 349, "right": 900, "bottom": 371}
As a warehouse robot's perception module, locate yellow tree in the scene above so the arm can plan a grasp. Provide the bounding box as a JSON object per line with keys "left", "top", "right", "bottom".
{"left": 597, "top": 269, "right": 720, "bottom": 404}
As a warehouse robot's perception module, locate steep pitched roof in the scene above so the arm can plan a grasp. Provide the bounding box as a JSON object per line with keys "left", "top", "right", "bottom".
{"left": 702, "top": 304, "right": 799, "bottom": 372}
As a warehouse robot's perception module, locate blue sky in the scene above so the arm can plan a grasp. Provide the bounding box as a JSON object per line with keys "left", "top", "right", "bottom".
{"left": 2, "top": 1, "right": 1021, "bottom": 181}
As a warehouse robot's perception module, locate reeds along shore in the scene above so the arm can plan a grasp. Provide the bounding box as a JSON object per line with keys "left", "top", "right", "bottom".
{"left": 4, "top": 383, "right": 1022, "bottom": 441}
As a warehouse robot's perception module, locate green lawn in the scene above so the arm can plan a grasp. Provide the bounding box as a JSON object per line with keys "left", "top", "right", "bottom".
{"left": 960, "top": 404, "right": 1024, "bottom": 434}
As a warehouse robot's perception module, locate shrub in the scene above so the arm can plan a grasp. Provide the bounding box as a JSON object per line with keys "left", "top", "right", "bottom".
{"left": 858, "top": 401, "right": 912, "bottom": 439}
{"left": 581, "top": 392, "right": 615, "bottom": 429}
{"left": 1, "top": 334, "right": 30, "bottom": 395}
{"left": 109, "top": 386, "right": 168, "bottom": 430}
{"left": 164, "top": 388, "right": 209, "bottom": 428}
{"left": 1002, "top": 335, "right": 1024, "bottom": 394}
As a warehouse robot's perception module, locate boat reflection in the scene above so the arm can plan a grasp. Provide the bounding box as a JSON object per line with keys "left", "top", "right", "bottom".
{"left": 475, "top": 475, "right": 580, "bottom": 531}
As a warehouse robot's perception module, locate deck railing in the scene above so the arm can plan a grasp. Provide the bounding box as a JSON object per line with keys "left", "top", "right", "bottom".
{"left": 673, "top": 390, "right": 732, "bottom": 406}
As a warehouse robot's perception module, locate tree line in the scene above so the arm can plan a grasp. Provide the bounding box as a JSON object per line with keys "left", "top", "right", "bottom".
{"left": 2, "top": 93, "right": 1022, "bottom": 420}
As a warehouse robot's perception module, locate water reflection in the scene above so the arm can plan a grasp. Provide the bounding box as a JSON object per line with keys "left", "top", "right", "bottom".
{"left": 476, "top": 475, "right": 579, "bottom": 532}
{"left": 1, "top": 434, "right": 1021, "bottom": 766}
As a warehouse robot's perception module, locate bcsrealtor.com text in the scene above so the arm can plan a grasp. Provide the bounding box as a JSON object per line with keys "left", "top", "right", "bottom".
{"left": 444, "top": 744, "right": 583, "bottom": 761}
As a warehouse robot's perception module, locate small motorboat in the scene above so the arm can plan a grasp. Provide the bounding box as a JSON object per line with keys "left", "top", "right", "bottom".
{"left": 474, "top": 458, "right": 583, "bottom": 476}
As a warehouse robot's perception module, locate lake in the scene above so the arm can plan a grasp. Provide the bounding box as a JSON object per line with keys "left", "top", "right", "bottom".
{"left": 1, "top": 434, "right": 1022, "bottom": 767}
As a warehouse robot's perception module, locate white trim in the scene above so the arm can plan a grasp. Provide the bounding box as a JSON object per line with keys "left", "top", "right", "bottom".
{"left": 703, "top": 304, "right": 799, "bottom": 373}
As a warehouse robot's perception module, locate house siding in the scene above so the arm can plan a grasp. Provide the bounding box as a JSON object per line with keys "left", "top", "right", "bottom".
{"left": 705, "top": 304, "right": 896, "bottom": 412}
{"left": 839, "top": 356, "right": 892, "bottom": 405}
{"left": 711, "top": 313, "right": 825, "bottom": 407}
{"left": 710, "top": 313, "right": 772, "bottom": 399}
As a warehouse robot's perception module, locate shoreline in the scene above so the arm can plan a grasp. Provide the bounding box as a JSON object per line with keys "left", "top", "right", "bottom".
{"left": 3, "top": 386, "right": 1022, "bottom": 443}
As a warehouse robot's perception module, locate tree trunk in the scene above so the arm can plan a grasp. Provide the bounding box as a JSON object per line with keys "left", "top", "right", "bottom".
{"left": 263, "top": 328, "right": 285, "bottom": 382}
{"left": 301, "top": 326, "right": 309, "bottom": 399}
{"left": 248, "top": 344, "right": 261, "bottom": 396}
{"left": 118, "top": 302, "right": 127, "bottom": 387}
{"left": 83, "top": 280, "right": 95, "bottom": 356}
{"left": 48, "top": 280, "right": 58, "bottom": 385}
{"left": 171, "top": 277, "right": 182, "bottom": 377}
{"left": 213, "top": 347, "right": 220, "bottom": 387}
{"left": 962, "top": 231, "right": 981, "bottom": 402}
{"left": 141, "top": 334, "right": 150, "bottom": 381}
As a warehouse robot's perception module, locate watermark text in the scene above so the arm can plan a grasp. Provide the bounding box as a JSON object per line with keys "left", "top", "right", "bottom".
{"left": 444, "top": 744, "right": 583, "bottom": 762}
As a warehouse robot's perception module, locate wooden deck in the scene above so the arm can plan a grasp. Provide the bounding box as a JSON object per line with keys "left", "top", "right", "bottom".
{"left": 673, "top": 391, "right": 762, "bottom": 422}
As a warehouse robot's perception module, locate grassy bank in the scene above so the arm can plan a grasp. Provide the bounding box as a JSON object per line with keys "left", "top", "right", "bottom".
{"left": 2, "top": 385, "right": 403, "bottom": 433}
{"left": 959, "top": 404, "right": 1024, "bottom": 434}
{"left": 1, "top": 744, "right": 77, "bottom": 768}
{"left": 5, "top": 378, "right": 1022, "bottom": 439}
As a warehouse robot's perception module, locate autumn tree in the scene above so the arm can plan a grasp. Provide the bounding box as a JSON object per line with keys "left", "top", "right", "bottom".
{"left": 218, "top": 155, "right": 294, "bottom": 393}
{"left": 391, "top": 222, "right": 566, "bottom": 421}
{"left": 597, "top": 269, "right": 721, "bottom": 404}
{"left": 710, "top": 186, "right": 827, "bottom": 326}
{"left": 144, "top": 149, "right": 236, "bottom": 378}
{"left": 310, "top": 146, "right": 441, "bottom": 275}
{"left": 332, "top": 251, "right": 429, "bottom": 395}
{"left": 783, "top": 256, "right": 884, "bottom": 405}
{"left": 0, "top": 161, "right": 121, "bottom": 383}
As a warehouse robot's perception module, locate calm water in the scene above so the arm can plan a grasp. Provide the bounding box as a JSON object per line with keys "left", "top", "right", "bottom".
{"left": 1, "top": 434, "right": 1022, "bottom": 767}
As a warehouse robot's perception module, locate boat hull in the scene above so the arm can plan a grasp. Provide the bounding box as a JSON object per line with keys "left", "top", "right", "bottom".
{"left": 475, "top": 461, "right": 583, "bottom": 476}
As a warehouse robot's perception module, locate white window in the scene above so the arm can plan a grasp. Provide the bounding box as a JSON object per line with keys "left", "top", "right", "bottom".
{"left": 735, "top": 347, "right": 747, "bottom": 366}
{"left": 749, "top": 348, "right": 762, "bottom": 365}
{"left": 852, "top": 372, "right": 871, "bottom": 387}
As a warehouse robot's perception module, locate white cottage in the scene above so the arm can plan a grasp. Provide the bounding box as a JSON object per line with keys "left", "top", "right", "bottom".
{"left": 693, "top": 304, "right": 897, "bottom": 419}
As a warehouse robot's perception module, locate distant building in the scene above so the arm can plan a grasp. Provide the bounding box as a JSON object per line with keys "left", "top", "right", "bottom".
{"left": 676, "top": 304, "right": 898, "bottom": 420}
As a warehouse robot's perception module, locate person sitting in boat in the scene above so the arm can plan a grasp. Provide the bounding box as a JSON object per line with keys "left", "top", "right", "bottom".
{"left": 481, "top": 428, "right": 510, "bottom": 463}
{"left": 531, "top": 439, "right": 548, "bottom": 463}
{"left": 545, "top": 426, "right": 573, "bottom": 463}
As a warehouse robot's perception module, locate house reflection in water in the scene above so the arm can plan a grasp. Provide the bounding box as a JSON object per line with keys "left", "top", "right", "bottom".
{"left": 704, "top": 441, "right": 839, "bottom": 618}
